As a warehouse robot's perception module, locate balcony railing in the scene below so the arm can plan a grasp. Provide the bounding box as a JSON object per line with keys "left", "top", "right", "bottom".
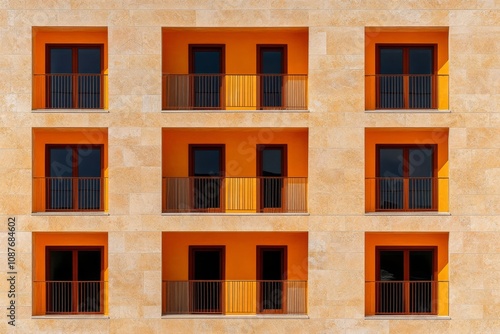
{"left": 163, "top": 176, "right": 307, "bottom": 213}
{"left": 365, "top": 281, "right": 449, "bottom": 315}
{"left": 33, "top": 177, "right": 107, "bottom": 212}
{"left": 163, "top": 280, "right": 307, "bottom": 315}
{"left": 162, "top": 74, "right": 307, "bottom": 110}
{"left": 34, "top": 281, "right": 106, "bottom": 314}
{"left": 365, "top": 177, "right": 448, "bottom": 212}
{"left": 365, "top": 74, "right": 449, "bottom": 110}
{"left": 33, "top": 73, "right": 107, "bottom": 109}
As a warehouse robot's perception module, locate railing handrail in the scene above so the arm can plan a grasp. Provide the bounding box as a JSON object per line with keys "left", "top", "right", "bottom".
{"left": 33, "top": 176, "right": 107, "bottom": 179}
{"left": 366, "top": 280, "right": 448, "bottom": 283}
{"left": 35, "top": 280, "right": 107, "bottom": 283}
{"left": 162, "top": 176, "right": 307, "bottom": 179}
{"left": 34, "top": 73, "right": 107, "bottom": 76}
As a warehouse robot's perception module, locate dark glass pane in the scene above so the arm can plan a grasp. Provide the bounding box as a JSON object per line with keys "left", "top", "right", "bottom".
{"left": 193, "top": 51, "right": 221, "bottom": 74}
{"left": 379, "top": 48, "right": 403, "bottom": 74}
{"left": 192, "top": 250, "right": 222, "bottom": 313}
{"left": 49, "top": 250, "right": 73, "bottom": 281}
{"left": 193, "top": 149, "right": 221, "bottom": 176}
{"left": 378, "top": 48, "right": 404, "bottom": 108}
{"left": 49, "top": 49, "right": 73, "bottom": 108}
{"left": 78, "top": 48, "right": 101, "bottom": 74}
{"left": 260, "top": 50, "right": 284, "bottom": 108}
{"left": 261, "top": 51, "right": 283, "bottom": 74}
{"left": 48, "top": 148, "right": 74, "bottom": 210}
{"left": 409, "top": 250, "right": 434, "bottom": 313}
{"left": 378, "top": 148, "right": 403, "bottom": 210}
{"left": 77, "top": 148, "right": 101, "bottom": 210}
{"left": 409, "top": 48, "right": 433, "bottom": 74}
{"left": 77, "top": 250, "right": 102, "bottom": 313}
{"left": 47, "top": 250, "right": 73, "bottom": 313}
{"left": 408, "top": 48, "right": 433, "bottom": 109}
{"left": 262, "top": 149, "right": 282, "bottom": 176}
{"left": 408, "top": 148, "right": 434, "bottom": 210}
{"left": 78, "top": 48, "right": 102, "bottom": 108}
{"left": 261, "top": 148, "right": 283, "bottom": 209}
{"left": 192, "top": 148, "right": 222, "bottom": 210}
{"left": 377, "top": 251, "right": 404, "bottom": 314}
{"left": 49, "top": 49, "right": 72, "bottom": 74}
{"left": 260, "top": 250, "right": 284, "bottom": 311}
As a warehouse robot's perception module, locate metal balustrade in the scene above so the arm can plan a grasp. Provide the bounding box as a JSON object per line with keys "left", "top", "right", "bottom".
{"left": 33, "top": 177, "right": 107, "bottom": 212}
{"left": 163, "top": 176, "right": 307, "bottom": 213}
{"left": 365, "top": 281, "right": 449, "bottom": 315}
{"left": 34, "top": 281, "right": 106, "bottom": 314}
{"left": 365, "top": 177, "right": 448, "bottom": 212}
{"left": 365, "top": 74, "right": 449, "bottom": 110}
{"left": 163, "top": 280, "right": 307, "bottom": 315}
{"left": 163, "top": 74, "right": 307, "bottom": 110}
{"left": 33, "top": 73, "right": 106, "bottom": 109}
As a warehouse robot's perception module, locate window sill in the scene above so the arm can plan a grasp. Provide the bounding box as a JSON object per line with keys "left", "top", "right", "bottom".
{"left": 365, "top": 315, "right": 450, "bottom": 320}
{"left": 365, "top": 212, "right": 450, "bottom": 216}
{"left": 32, "top": 315, "right": 110, "bottom": 319}
{"left": 161, "top": 109, "right": 309, "bottom": 113}
{"left": 162, "top": 314, "right": 309, "bottom": 319}
{"left": 33, "top": 109, "right": 109, "bottom": 113}
{"left": 32, "top": 212, "right": 109, "bottom": 216}
{"left": 162, "top": 213, "right": 309, "bottom": 216}
{"left": 365, "top": 109, "right": 450, "bottom": 113}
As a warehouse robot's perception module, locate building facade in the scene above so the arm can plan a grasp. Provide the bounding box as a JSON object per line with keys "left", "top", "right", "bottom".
{"left": 1, "top": 1, "right": 499, "bottom": 333}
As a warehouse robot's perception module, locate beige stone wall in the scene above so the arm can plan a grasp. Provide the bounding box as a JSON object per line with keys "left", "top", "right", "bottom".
{"left": 0, "top": 1, "right": 499, "bottom": 333}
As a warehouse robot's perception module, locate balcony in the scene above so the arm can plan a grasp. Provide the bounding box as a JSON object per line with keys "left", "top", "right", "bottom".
{"left": 162, "top": 74, "right": 307, "bottom": 110}
{"left": 365, "top": 74, "right": 449, "bottom": 110}
{"left": 34, "top": 280, "right": 106, "bottom": 314}
{"left": 33, "top": 73, "right": 107, "bottom": 109}
{"left": 365, "top": 281, "right": 449, "bottom": 315}
{"left": 163, "top": 280, "right": 307, "bottom": 315}
{"left": 162, "top": 176, "right": 307, "bottom": 213}
{"left": 33, "top": 177, "right": 107, "bottom": 212}
{"left": 365, "top": 177, "right": 448, "bottom": 212}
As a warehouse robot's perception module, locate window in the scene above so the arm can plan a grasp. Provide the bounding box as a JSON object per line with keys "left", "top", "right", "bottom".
{"left": 45, "top": 247, "right": 103, "bottom": 314}
{"left": 46, "top": 145, "right": 103, "bottom": 211}
{"left": 257, "top": 45, "right": 287, "bottom": 109}
{"left": 189, "top": 246, "right": 225, "bottom": 314}
{"left": 189, "top": 45, "right": 225, "bottom": 109}
{"left": 188, "top": 144, "right": 225, "bottom": 212}
{"left": 376, "top": 145, "right": 436, "bottom": 211}
{"left": 376, "top": 45, "right": 435, "bottom": 109}
{"left": 46, "top": 45, "right": 103, "bottom": 109}
{"left": 257, "top": 144, "right": 287, "bottom": 212}
{"left": 376, "top": 248, "right": 436, "bottom": 315}
{"left": 257, "top": 246, "right": 287, "bottom": 313}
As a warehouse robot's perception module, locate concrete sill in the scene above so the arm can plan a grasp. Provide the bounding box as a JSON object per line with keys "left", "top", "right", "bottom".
{"left": 33, "top": 109, "right": 109, "bottom": 113}
{"left": 161, "top": 109, "right": 309, "bottom": 113}
{"left": 365, "top": 212, "right": 451, "bottom": 216}
{"left": 365, "top": 315, "right": 450, "bottom": 320}
{"left": 32, "top": 315, "right": 110, "bottom": 319}
{"left": 365, "top": 109, "right": 451, "bottom": 113}
{"left": 162, "top": 314, "right": 309, "bottom": 319}
{"left": 162, "top": 213, "right": 309, "bottom": 216}
{"left": 32, "top": 212, "right": 110, "bottom": 216}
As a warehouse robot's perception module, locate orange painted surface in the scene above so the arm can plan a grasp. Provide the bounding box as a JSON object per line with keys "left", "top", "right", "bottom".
{"left": 162, "top": 128, "right": 308, "bottom": 177}
{"left": 365, "top": 128, "right": 449, "bottom": 212}
{"left": 32, "top": 128, "right": 108, "bottom": 212}
{"left": 365, "top": 232, "right": 449, "bottom": 316}
{"left": 162, "top": 232, "right": 308, "bottom": 280}
{"left": 162, "top": 28, "right": 308, "bottom": 75}
{"left": 365, "top": 28, "right": 449, "bottom": 110}
{"left": 32, "top": 27, "right": 108, "bottom": 109}
{"left": 32, "top": 232, "right": 108, "bottom": 315}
